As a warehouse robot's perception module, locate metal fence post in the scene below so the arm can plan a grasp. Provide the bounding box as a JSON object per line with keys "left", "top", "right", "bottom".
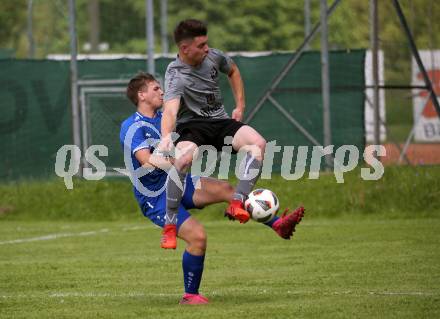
{"left": 68, "top": 0, "right": 82, "bottom": 176}
{"left": 321, "top": 0, "right": 332, "bottom": 169}
{"left": 146, "top": 0, "right": 155, "bottom": 74}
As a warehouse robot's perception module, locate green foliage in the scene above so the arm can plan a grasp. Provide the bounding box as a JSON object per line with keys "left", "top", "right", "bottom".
{"left": 384, "top": 90, "right": 414, "bottom": 141}
{"left": 0, "top": 218, "right": 439, "bottom": 317}
{"left": 96, "top": 0, "right": 146, "bottom": 48}
{"left": 0, "top": 1, "right": 27, "bottom": 53}
{"left": 4, "top": 0, "right": 440, "bottom": 60}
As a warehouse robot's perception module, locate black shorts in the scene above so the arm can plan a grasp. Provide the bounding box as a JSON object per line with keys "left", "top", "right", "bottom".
{"left": 175, "top": 119, "right": 245, "bottom": 151}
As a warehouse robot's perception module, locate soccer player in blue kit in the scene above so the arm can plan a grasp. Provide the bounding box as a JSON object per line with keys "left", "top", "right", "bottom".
{"left": 120, "top": 73, "right": 304, "bottom": 305}
{"left": 159, "top": 19, "right": 304, "bottom": 249}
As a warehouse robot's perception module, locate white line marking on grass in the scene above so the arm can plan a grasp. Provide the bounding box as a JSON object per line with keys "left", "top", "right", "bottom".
{"left": 0, "top": 292, "right": 181, "bottom": 299}
{"left": 368, "top": 291, "right": 434, "bottom": 296}
{"left": 0, "top": 229, "right": 109, "bottom": 245}
{"left": 49, "top": 292, "right": 180, "bottom": 298}
{"left": 0, "top": 224, "right": 155, "bottom": 246}
{"left": 211, "top": 288, "right": 436, "bottom": 297}
{"left": 0, "top": 220, "right": 277, "bottom": 247}
{"left": 121, "top": 225, "right": 150, "bottom": 231}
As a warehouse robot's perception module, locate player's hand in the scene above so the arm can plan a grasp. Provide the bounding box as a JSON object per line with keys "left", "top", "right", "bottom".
{"left": 231, "top": 107, "right": 244, "bottom": 121}
{"left": 157, "top": 135, "right": 173, "bottom": 156}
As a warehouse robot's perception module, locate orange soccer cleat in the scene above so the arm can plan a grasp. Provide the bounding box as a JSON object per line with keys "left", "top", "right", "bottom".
{"left": 224, "top": 199, "right": 250, "bottom": 224}
{"left": 161, "top": 224, "right": 177, "bottom": 249}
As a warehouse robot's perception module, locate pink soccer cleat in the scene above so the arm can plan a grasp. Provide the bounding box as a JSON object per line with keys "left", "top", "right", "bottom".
{"left": 179, "top": 293, "right": 209, "bottom": 305}
{"left": 272, "top": 206, "right": 305, "bottom": 239}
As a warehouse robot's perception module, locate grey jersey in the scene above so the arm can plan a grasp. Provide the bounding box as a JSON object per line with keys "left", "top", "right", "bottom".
{"left": 164, "top": 48, "right": 233, "bottom": 124}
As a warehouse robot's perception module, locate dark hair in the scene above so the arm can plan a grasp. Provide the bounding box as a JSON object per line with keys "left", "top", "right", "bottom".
{"left": 126, "top": 72, "right": 156, "bottom": 106}
{"left": 174, "top": 19, "right": 207, "bottom": 44}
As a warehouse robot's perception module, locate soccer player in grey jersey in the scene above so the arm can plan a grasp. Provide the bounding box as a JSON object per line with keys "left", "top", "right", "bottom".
{"left": 159, "top": 19, "right": 304, "bottom": 249}
{"left": 164, "top": 47, "right": 232, "bottom": 122}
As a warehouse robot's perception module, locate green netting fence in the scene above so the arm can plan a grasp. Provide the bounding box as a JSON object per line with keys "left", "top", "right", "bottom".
{"left": 0, "top": 49, "right": 365, "bottom": 181}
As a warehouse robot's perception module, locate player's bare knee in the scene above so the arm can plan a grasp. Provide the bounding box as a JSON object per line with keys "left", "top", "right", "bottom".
{"left": 252, "top": 138, "right": 266, "bottom": 161}
{"left": 190, "top": 230, "right": 207, "bottom": 252}
{"left": 174, "top": 155, "right": 192, "bottom": 172}
{"left": 257, "top": 138, "right": 266, "bottom": 157}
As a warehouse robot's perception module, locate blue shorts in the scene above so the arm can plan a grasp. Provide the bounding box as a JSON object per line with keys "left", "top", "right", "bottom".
{"left": 140, "top": 174, "right": 200, "bottom": 230}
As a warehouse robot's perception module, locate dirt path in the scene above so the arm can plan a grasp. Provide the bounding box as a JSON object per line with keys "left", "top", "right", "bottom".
{"left": 376, "top": 143, "right": 440, "bottom": 165}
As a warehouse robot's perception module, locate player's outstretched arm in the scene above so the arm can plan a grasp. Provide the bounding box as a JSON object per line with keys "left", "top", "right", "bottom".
{"left": 134, "top": 148, "right": 174, "bottom": 171}
{"left": 159, "top": 98, "right": 180, "bottom": 153}
{"left": 228, "top": 62, "right": 245, "bottom": 121}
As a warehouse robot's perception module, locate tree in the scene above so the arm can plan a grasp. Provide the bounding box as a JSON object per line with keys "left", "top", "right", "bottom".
{"left": 0, "top": 1, "right": 27, "bottom": 56}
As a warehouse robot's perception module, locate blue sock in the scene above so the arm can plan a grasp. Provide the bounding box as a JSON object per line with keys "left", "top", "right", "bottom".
{"left": 182, "top": 250, "right": 205, "bottom": 294}
{"left": 264, "top": 215, "right": 280, "bottom": 228}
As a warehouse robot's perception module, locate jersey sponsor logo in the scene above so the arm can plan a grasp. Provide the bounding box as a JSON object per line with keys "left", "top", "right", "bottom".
{"left": 210, "top": 67, "right": 218, "bottom": 80}
{"left": 200, "top": 103, "right": 223, "bottom": 117}
{"left": 205, "top": 93, "right": 216, "bottom": 106}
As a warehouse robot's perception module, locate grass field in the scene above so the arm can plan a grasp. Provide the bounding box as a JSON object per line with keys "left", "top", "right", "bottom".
{"left": 1, "top": 166, "right": 439, "bottom": 317}
{"left": 1, "top": 217, "right": 439, "bottom": 318}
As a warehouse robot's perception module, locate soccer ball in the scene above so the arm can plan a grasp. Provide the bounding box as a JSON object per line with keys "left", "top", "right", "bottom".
{"left": 245, "top": 189, "right": 279, "bottom": 223}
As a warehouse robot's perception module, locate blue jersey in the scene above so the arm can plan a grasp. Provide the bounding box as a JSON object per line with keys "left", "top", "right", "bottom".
{"left": 119, "top": 111, "right": 167, "bottom": 208}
